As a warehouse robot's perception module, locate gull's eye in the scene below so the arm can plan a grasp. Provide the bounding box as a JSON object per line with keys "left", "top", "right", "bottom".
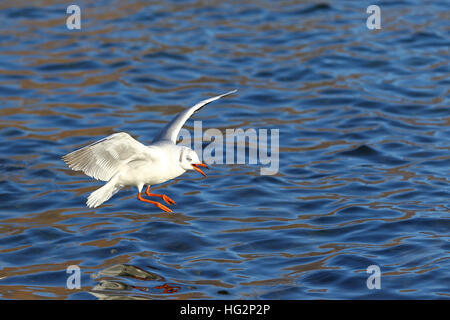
{"left": 186, "top": 156, "right": 192, "bottom": 162}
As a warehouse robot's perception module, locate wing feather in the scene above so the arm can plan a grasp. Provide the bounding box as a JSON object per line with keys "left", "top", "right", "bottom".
{"left": 152, "top": 90, "right": 237, "bottom": 144}
{"left": 62, "top": 132, "right": 152, "bottom": 181}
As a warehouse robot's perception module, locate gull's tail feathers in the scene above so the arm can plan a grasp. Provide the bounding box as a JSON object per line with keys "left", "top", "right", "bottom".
{"left": 86, "top": 178, "right": 121, "bottom": 208}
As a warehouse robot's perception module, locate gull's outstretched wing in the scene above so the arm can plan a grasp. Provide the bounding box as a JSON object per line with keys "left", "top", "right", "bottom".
{"left": 152, "top": 90, "right": 237, "bottom": 144}
{"left": 62, "top": 132, "right": 153, "bottom": 181}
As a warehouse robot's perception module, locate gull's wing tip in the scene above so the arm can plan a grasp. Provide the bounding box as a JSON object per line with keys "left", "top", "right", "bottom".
{"left": 216, "top": 89, "right": 237, "bottom": 99}
{"left": 152, "top": 89, "right": 238, "bottom": 144}
{"left": 226, "top": 89, "right": 238, "bottom": 95}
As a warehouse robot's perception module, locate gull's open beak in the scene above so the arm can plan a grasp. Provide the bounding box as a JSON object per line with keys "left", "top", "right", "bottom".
{"left": 192, "top": 163, "right": 209, "bottom": 176}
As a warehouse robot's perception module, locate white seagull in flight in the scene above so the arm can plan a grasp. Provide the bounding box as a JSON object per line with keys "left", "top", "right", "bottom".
{"left": 62, "top": 90, "right": 237, "bottom": 212}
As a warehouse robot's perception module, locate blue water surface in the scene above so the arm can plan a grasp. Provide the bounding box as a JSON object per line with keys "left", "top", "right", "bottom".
{"left": 0, "top": 0, "right": 449, "bottom": 299}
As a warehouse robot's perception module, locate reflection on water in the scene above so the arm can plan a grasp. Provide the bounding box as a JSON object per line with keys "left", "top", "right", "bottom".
{"left": 0, "top": 1, "right": 449, "bottom": 299}
{"left": 89, "top": 264, "right": 183, "bottom": 299}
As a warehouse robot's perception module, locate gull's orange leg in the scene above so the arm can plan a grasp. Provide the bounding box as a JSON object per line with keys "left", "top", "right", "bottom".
{"left": 137, "top": 192, "right": 172, "bottom": 213}
{"left": 145, "top": 186, "right": 176, "bottom": 205}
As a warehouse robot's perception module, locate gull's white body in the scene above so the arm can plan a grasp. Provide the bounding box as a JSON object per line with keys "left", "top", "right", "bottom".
{"left": 63, "top": 90, "right": 236, "bottom": 208}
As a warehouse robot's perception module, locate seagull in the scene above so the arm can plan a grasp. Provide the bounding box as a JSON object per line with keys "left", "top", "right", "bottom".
{"left": 62, "top": 90, "right": 237, "bottom": 212}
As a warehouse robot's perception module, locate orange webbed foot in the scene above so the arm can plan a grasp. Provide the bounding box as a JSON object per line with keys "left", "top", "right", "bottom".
{"left": 161, "top": 194, "right": 176, "bottom": 205}
{"left": 137, "top": 193, "right": 172, "bottom": 213}
{"left": 145, "top": 186, "right": 176, "bottom": 205}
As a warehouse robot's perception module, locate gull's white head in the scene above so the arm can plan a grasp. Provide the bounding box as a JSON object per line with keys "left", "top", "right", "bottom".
{"left": 179, "top": 146, "right": 209, "bottom": 176}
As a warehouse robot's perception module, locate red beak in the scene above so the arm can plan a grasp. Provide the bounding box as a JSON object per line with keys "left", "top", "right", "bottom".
{"left": 192, "top": 163, "right": 209, "bottom": 176}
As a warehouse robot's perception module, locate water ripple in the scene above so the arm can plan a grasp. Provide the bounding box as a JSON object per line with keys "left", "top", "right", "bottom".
{"left": 0, "top": 0, "right": 448, "bottom": 299}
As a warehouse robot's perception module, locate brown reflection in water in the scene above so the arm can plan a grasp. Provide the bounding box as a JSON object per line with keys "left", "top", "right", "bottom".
{"left": 282, "top": 235, "right": 418, "bottom": 279}
{"left": 154, "top": 283, "right": 181, "bottom": 294}
{"left": 0, "top": 284, "right": 81, "bottom": 300}
{"left": 89, "top": 264, "right": 200, "bottom": 299}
